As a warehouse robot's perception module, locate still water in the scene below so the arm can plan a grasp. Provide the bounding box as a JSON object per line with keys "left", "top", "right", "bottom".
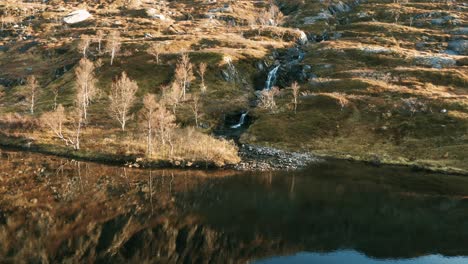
{"left": 1, "top": 150, "right": 468, "bottom": 263}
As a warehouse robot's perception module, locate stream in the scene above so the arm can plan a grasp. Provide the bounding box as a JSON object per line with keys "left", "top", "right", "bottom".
{"left": 1, "top": 149, "right": 468, "bottom": 263}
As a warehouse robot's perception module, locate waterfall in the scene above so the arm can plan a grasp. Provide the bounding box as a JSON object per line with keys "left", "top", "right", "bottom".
{"left": 265, "top": 65, "right": 280, "bottom": 90}
{"left": 231, "top": 112, "right": 248, "bottom": 129}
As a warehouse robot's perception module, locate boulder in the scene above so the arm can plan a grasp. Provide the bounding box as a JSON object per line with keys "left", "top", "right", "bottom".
{"left": 297, "top": 30, "right": 308, "bottom": 45}
{"left": 447, "top": 40, "right": 467, "bottom": 55}
{"left": 63, "top": 10, "right": 92, "bottom": 24}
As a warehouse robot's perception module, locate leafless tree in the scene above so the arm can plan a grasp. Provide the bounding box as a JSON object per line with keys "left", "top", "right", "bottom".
{"left": 78, "top": 34, "right": 91, "bottom": 58}
{"left": 141, "top": 94, "right": 158, "bottom": 157}
{"left": 40, "top": 104, "right": 82, "bottom": 150}
{"left": 109, "top": 71, "right": 139, "bottom": 131}
{"left": 198, "top": 62, "right": 207, "bottom": 93}
{"left": 259, "top": 86, "right": 279, "bottom": 111}
{"left": 75, "top": 58, "right": 97, "bottom": 121}
{"left": 147, "top": 43, "right": 163, "bottom": 64}
{"left": 69, "top": 108, "right": 83, "bottom": 150}
{"left": 106, "top": 31, "right": 121, "bottom": 65}
{"left": 141, "top": 93, "right": 177, "bottom": 157}
{"left": 162, "top": 82, "right": 182, "bottom": 114}
{"left": 174, "top": 53, "right": 194, "bottom": 100}
{"left": 291, "top": 81, "right": 300, "bottom": 113}
{"left": 41, "top": 104, "right": 67, "bottom": 143}
{"left": 52, "top": 86, "right": 60, "bottom": 110}
{"left": 154, "top": 101, "right": 177, "bottom": 155}
{"left": 95, "top": 30, "right": 105, "bottom": 53}
{"left": 26, "top": 75, "right": 38, "bottom": 114}
{"left": 190, "top": 94, "right": 202, "bottom": 127}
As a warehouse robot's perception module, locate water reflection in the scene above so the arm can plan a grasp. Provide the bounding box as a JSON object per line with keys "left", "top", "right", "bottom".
{"left": 1, "top": 150, "right": 468, "bottom": 263}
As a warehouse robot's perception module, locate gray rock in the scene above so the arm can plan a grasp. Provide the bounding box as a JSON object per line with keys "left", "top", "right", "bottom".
{"left": 145, "top": 8, "right": 166, "bottom": 20}
{"left": 451, "top": 27, "right": 468, "bottom": 35}
{"left": 431, "top": 18, "right": 445, "bottom": 26}
{"left": 414, "top": 55, "right": 456, "bottom": 69}
{"left": 447, "top": 40, "right": 467, "bottom": 55}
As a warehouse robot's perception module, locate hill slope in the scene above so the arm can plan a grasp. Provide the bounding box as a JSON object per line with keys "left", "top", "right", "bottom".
{"left": 0, "top": 0, "right": 466, "bottom": 172}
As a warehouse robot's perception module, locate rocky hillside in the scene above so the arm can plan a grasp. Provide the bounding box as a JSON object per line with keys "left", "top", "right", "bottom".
{"left": 0, "top": 0, "right": 466, "bottom": 172}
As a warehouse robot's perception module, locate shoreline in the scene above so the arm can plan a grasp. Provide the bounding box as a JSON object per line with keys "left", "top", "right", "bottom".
{"left": 1, "top": 134, "right": 466, "bottom": 176}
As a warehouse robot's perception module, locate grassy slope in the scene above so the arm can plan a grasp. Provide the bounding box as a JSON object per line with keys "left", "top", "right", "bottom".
{"left": 0, "top": 0, "right": 466, "bottom": 172}
{"left": 242, "top": 0, "right": 468, "bottom": 173}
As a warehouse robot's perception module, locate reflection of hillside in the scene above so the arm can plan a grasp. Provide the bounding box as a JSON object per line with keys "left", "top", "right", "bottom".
{"left": 189, "top": 169, "right": 468, "bottom": 259}
{"left": 1, "top": 151, "right": 468, "bottom": 262}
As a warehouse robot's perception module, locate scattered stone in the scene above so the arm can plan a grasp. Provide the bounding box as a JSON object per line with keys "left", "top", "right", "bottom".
{"left": 303, "top": 12, "right": 332, "bottom": 25}
{"left": 63, "top": 10, "right": 92, "bottom": 24}
{"left": 145, "top": 8, "right": 166, "bottom": 20}
{"left": 413, "top": 55, "right": 456, "bottom": 69}
{"left": 209, "top": 4, "right": 232, "bottom": 13}
{"left": 359, "top": 46, "right": 393, "bottom": 54}
{"left": 231, "top": 144, "right": 321, "bottom": 171}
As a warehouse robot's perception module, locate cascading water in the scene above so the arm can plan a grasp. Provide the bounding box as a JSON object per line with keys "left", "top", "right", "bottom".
{"left": 231, "top": 112, "right": 248, "bottom": 129}
{"left": 265, "top": 65, "right": 280, "bottom": 90}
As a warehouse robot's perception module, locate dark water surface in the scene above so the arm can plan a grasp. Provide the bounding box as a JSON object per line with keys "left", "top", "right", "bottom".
{"left": 1, "top": 150, "right": 468, "bottom": 263}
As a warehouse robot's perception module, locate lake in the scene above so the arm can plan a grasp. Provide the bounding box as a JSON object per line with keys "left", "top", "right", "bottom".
{"left": 1, "top": 149, "right": 468, "bottom": 263}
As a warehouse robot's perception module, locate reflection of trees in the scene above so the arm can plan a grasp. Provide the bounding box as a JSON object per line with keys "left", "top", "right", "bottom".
{"left": 1, "top": 151, "right": 468, "bottom": 263}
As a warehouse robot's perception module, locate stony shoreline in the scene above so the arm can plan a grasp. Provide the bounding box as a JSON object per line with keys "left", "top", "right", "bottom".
{"left": 230, "top": 144, "right": 321, "bottom": 171}
{"left": 1, "top": 134, "right": 466, "bottom": 175}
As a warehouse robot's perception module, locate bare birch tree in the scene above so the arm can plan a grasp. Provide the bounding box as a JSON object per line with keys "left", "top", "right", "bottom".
{"left": 41, "top": 104, "right": 67, "bottom": 144}
{"left": 75, "top": 58, "right": 96, "bottom": 121}
{"left": 154, "top": 102, "right": 177, "bottom": 155}
{"left": 198, "top": 62, "right": 207, "bottom": 93}
{"left": 147, "top": 43, "right": 163, "bottom": 64}
{"left": 78, "top": 34, "right": 91, "bottom": 58}
{"left": 141, "top": 94, "right": 177, "bottom": 157}
{"left": 141, "top": 94, "right": 158, "bottom": 157}
{"left": 259, "top": 86, "right": 279, "bottom": 111}
{"left": 69, "top": 108, "right": 83, "bottom": 150}
{"left": 40, "top": 104, "right": 82, "bottom": 150}
{"left": 291, "top": 81, "right": 300, "bottom": 113}
{"left": 109, "top": 71, "right": 139, "bottom": 131}
{"left": 174, "top": 53, "right": 194, "bottom": 100}
{"left": 26, "top": 75, "right": 38, "bottom": 114}
{"left": 52, "top": 86, "right": 60, "bottom": 110}
{"left": 162, "top": 82, "right": 182, "bottom": 114}
{"left": 95, "top": 30, "right": 105, "bottom": 53}
{"left": 190, "top": 94, "right": 202, "bottom": 127}
{"left": 106, "top": 31, "right": 121, "bottom": 65}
